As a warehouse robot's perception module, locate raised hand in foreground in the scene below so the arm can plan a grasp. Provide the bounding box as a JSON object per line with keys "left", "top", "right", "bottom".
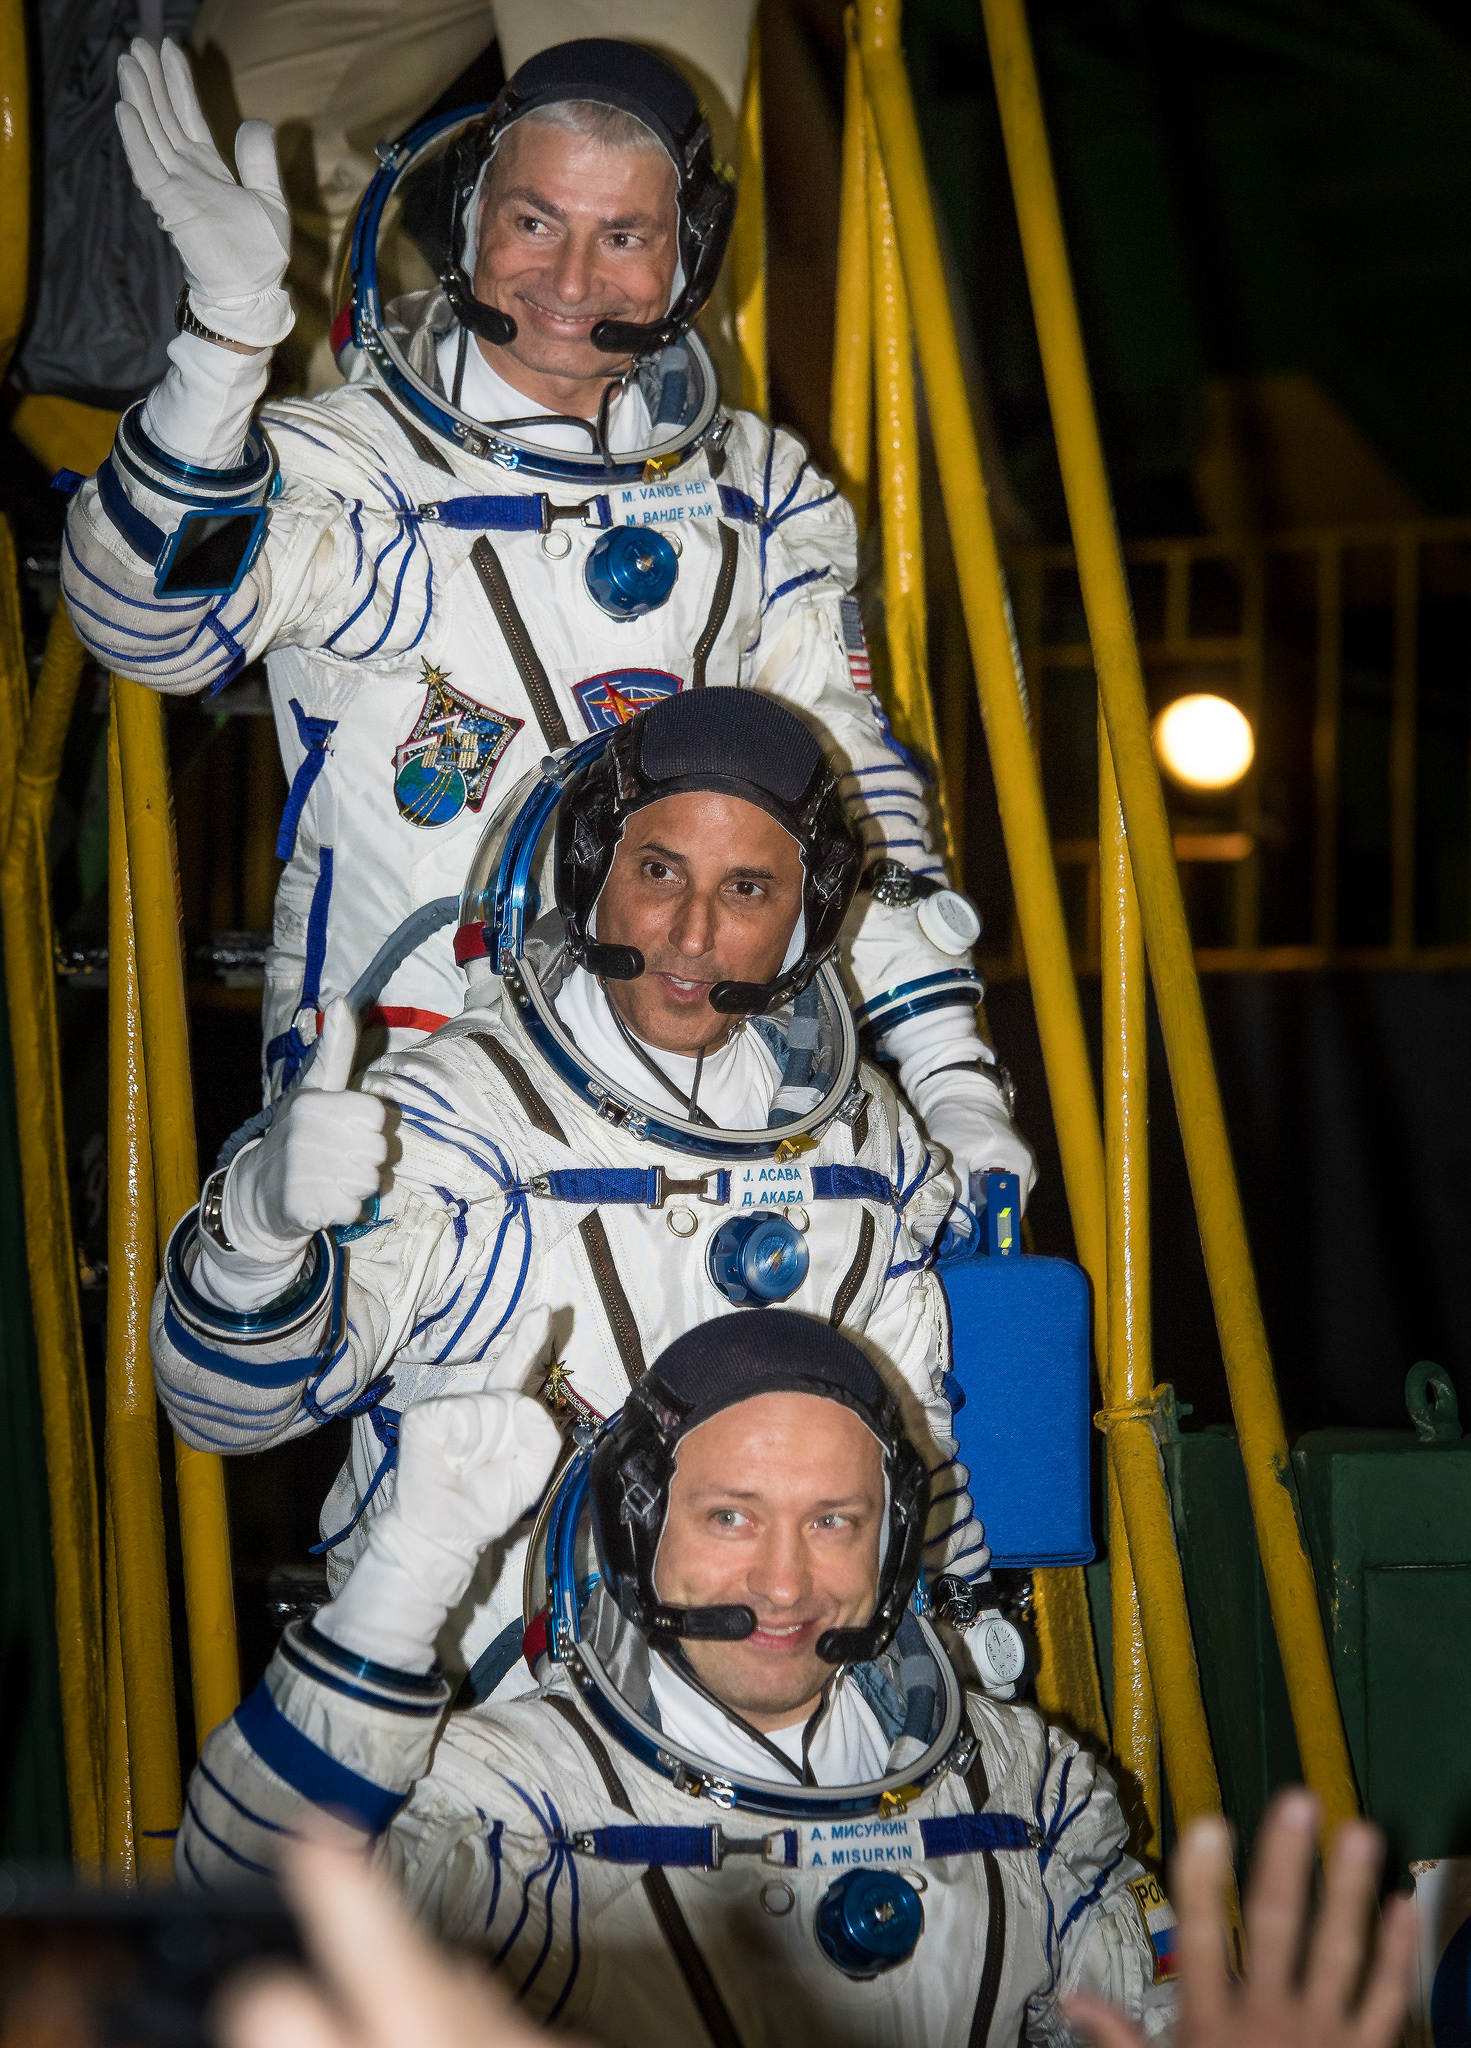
{"left": 1065, "top": 1790, "right": 1417, "bottom": 2048}
{"left": 214, "top": 1836, "right": 564, "bottom": 2048}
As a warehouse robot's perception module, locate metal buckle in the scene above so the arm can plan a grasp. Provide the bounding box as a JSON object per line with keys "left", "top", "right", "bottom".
{"left": 836, "top": 1084, "right": 871, "bottom": 1127}
{"left": 650, "top": 1166, "right": 725, "bottom": 1209}
{"left": 541, "top": 497, "right": 600, "bottom": 531}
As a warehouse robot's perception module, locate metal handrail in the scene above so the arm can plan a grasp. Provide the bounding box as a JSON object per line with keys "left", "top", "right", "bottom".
{"left": 851, "top": 0, "right": 1230, "bottom": 1840}
{"left": 978, "top": 0, "right": 1357, "bottom": 1833}
{"left": 0, "top": 0, "right": 28, "bottom": 383}
{"left": 106, "top": 703, "right": 183, "bottom": 1876}
{"left": 0, "top": 592, "right": 105, "bottom": 1864}
{"left": 113, "top": 679, "right": 241, "bottom": 1747}
{"left": 732, "top": 21, "right": 769, "bottom": 421}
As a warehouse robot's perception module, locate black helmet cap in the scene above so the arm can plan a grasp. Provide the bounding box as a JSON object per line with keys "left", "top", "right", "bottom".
{"left": 555, "top": 689, "right": 862, "bottom": 1016}
{"left": 589, "top": 1312, "right": 930, "bottom": 1666}
{"left": 440, "top": 38, "right": 736, "bottom": 359}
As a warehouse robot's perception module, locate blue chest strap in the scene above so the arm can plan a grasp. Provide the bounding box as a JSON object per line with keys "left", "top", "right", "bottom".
{"left": 418, "top": 485, "right": 766, "bottom": 533}
{"left": 565, "top": 1811, "right": 1037, "bottom": 1869}
{"left": 528, "top": 1165, "right": 894, "bottom": 1209}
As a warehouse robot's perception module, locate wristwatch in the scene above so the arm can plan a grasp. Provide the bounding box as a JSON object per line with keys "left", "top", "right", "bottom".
{"left": 198, "top": 1166, "right": 236, "bottom": 1254}
{"left": 174, "top": 288, "right": 254, "bottom": 353}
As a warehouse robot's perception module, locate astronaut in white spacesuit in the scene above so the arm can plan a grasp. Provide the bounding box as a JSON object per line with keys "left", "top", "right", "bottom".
{"left": 61, "top": 31, "right": 1034, "bottom": 1201}
{"left": 181, "top": 1310, "right": 1177, "bottom": 2048}
{"left": 157, "top": 689, "right": 1005, "bottom": 1697}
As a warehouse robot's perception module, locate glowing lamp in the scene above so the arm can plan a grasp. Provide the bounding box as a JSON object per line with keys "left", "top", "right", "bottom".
{"left": 1153, "top": 694, "right": 1254, "bottom": 792}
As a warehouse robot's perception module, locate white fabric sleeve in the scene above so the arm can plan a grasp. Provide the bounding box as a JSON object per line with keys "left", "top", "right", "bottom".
{"left": 1026, "top": 1722, "right": 1178, "bottom": 2045}
{"left": 140, "top": 328, "right": 273, "bottom": 468}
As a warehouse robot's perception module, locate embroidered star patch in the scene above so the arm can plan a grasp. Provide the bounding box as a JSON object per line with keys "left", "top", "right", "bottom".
{"left": 392, "top": 660, "right": 524, "bottom": 827}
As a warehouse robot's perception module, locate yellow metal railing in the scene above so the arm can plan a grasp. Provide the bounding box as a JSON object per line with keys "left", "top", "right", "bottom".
{"left": 106, "top": 703, "right": 183, "bottom": 1878}
{"left": 0, "top": 591, "right": 242, "bottom": 1878}
{"left": 1, "top": 0, "right": 238, "bottom": 1862}
{"left": 983, "top": 0, "right": 1354, "bottom": 1833}
{"left": 0, "top": 0, "right": 28, "bottom": 384}
{"left": 0, "top": 594, "right": 106, "bottom": 1865}
{"left": 113, "top": 678, "right": 241, "bottom": 1749}
{"left": 732, "top": 19, "right": 769, "bottom": 422}
{"left": 837, "top": 0, "right": 1357, "bottom": 1843}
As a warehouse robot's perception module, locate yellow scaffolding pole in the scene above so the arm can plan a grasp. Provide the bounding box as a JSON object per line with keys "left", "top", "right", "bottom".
{"left": 732, "top": 17, "right": 769, "bottom": 419}
{"left": 856, "top": 2, "right": 1105, "bottom": 1307}
{"left": 979, "top": 0, "right": 1358, "bottom": 1835}
{"left": 106, "top": 706, "right": 183, "bottom": 1876}
{"left": 1101, "top": 718, "right": 1161, "bottom": 1862}
{"left": 102, "top": 1510, "right": 134, "bottom": 1880}
{"left": 112, "top": 679, "right": 240, "bottom": 1746}
{"left": 0, "top": 594, "right": 105, "bottom": 1864}
{"left": 866, "top": 106, "right": 955, "bottom": 870}
{"left": 830, "top": 15, "right": 872, "bottom": 528}
{"left": 855, "top": 0, "right": 1227, "bottom": 1831}
{"left": 0, "top": 0, "right": 29, "bottom": 381}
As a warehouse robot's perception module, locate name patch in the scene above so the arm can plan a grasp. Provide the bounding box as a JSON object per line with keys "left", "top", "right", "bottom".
{"left": 608, "top": 479, "right": 722, "bottom": 529}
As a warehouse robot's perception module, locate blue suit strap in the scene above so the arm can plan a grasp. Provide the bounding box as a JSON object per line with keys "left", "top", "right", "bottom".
{"left": 919, "top": 1812, "right": 1038, "bottom": 1857}
{"left": 276, "top": 698, "right": 340, "bottom": 861}
{"left": 419, "top": 494, "right": 547, "bottom": 531}
{"left": 573, "top": 1825, "right": 725, "bottom": 1866}
{"left": 308, "top": 1401, "right": 401, "bottom": 1555}
{"left": 96, "top": 456, "right": 166, "bottom": 564}
{"left": 299, "top": 845, "right": 334, "bottom": 1010}
{"left": 533, "top": 1167, "right": 660, "bottom": 1205}
{"left": 568, "top": 1812, "right": 1038, "bottom": 1867}
{"left": 810, "top": 1165, "right": 894, "bottom": 1205}
{"left": 233, "top": 1680, "right": 407, "bottom": 1833}
{"left": 717, "top": 485, "right": 766, "bottom": 526}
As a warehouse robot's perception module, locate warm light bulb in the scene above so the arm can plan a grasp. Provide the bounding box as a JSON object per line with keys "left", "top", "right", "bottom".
{"left": 1153, "top": 694, "right": 1255, "bottom": 791}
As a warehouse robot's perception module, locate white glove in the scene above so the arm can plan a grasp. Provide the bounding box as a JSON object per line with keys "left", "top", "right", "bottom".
{"left": 193, "top": 1000, "right": 386, "bottom": 1310}
{"left": 885, "top": 1008, "right": 1037, "bottom": 1212}
{"left": 315, "top": 1308, "right": 564, "bottom": 1673}
{"left": 115, "top": 38, "right": 293, "bottom": 348}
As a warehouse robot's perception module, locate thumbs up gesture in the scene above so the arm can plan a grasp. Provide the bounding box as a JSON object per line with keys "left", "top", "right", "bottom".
{"left": 222, "top": 1001, "right": 388, "bottom": 1258}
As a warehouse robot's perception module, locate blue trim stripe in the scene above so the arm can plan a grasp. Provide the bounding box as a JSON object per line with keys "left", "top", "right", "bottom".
{"left": 234, "top": 1680, "right": 407, "bottom": 1834}
{"left": 161, "top": 1303, "right": 332, "bottom": 1389}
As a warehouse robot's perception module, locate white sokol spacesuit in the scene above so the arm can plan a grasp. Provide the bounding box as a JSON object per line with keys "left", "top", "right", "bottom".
{"left": 156, "top": 690, "right": 999, "bottom": 1694}
{"left": 179, "top": 1314, "right": 1176, "bottom": 2048}
{"left": 62, "top": 34, "right": 1034, "bottom": 1199}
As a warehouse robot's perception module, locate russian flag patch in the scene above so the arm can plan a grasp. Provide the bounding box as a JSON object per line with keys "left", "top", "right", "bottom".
{"left": 1128, "top": 1873, "right": 1178, "bottom": 1982}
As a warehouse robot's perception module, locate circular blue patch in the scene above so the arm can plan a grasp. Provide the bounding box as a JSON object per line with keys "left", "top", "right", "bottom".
{"left": 395, "top": 754, "right": 467, "bottom": 827}
{"left": 815, "top": 1870, "right": 924, "bottom": 1979}
{"left": 584, "top": 525, "right": 679, "bottom": 619}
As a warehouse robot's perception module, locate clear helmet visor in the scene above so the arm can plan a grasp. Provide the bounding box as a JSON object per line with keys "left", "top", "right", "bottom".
{"left": 520, "top": 1466, "right": 963, "bottom": 1816}
{"left": 340, "top": 110, "right": 717, "bottom": 472}
{"left": 458, "top": 762, "right": 859, "bottom": 1154}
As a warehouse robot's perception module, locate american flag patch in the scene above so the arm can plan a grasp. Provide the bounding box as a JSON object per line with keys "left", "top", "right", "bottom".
{"left": 840, "top": 596, "right": 873, "bottom": 690}
{"left": 1128, "top": 1873, "right": 1178, "bottom": 1983}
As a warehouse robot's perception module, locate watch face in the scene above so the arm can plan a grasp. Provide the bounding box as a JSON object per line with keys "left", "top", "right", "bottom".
{"left": 982, "top": 1618, "right": 1026, "bottom": 1685}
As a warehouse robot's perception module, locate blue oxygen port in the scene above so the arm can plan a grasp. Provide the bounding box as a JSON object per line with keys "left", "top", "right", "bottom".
{"left": 814, "top": 1869, "right": 924, "bottom": 1979}
{"left": 706, "top": 1210, "right": 810, "bottom": 1306}
{"left": 584, "top": 525, "right": 679, "bottom": 618}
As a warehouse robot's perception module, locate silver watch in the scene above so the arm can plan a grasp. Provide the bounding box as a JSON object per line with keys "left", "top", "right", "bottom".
{"left": 198, "top": 1166, "right": 236, "bottom": 1254}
